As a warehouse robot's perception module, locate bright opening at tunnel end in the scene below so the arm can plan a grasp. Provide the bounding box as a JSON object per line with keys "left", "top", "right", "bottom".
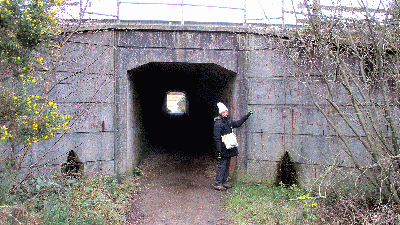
{"left": 166, "top": 91, "right": 187, "bottom": 115}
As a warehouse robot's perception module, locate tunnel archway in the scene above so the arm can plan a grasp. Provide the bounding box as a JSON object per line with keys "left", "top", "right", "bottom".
{"left": 128, "top": 62, "right": 237, "bottom": 156}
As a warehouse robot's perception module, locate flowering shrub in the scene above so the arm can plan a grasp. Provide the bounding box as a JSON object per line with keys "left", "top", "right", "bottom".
{"left": 0, "top": 0, "right": 70, "bottom": 147}
{"left": 0, "top": 0, "right": 64, "bottom": 75}
{"left": 14, "top": 94, "right": 70, "bottom": 146}
{"left": 0, "top": 125, "right": 13, "bottom": 142}
{"left": 0, "top": 86, "right": 71, "bottom": 147}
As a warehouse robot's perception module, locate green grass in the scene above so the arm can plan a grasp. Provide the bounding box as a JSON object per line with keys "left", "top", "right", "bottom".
{"left": 224, "top": 182, "right": 321, "bottom": 225}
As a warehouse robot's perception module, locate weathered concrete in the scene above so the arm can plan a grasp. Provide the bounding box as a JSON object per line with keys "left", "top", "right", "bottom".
{"left": 14, "top": 21, "right": 386, "bottom": 189}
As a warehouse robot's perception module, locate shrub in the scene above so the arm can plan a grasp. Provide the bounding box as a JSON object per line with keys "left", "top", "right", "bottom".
{"left": 0, "top": 172, "right": 140, "bottom": 225}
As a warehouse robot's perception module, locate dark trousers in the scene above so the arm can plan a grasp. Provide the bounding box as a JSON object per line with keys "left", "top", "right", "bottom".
{"left": 215, "top": 157, "right": 231, "bottom": 186}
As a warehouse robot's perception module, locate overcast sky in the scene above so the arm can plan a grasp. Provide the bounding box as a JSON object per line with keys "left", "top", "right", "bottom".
{"left": 57, "top": 0, "right": 391, "bottom": 25}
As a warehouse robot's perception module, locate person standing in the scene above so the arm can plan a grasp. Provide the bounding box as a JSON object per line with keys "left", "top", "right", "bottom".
{"left": 213, "top": 102, "right": 252, "bottom": 191}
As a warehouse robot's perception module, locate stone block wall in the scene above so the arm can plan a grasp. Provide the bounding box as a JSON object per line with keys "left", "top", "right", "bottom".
{"left": 16, "top": 30, "right": 117, "bottom": 177}
{"left": 243, "top": 33, "right": 381, "bottom": 189}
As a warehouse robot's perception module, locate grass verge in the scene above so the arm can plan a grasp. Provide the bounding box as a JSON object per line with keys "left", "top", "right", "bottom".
{"left": 224, "top": 181, "right": 322, "bottom": 225}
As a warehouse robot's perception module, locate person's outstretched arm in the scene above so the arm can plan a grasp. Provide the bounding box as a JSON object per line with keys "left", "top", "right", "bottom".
{"left": 232, "top": 111, "right": 253, "bottom": 128}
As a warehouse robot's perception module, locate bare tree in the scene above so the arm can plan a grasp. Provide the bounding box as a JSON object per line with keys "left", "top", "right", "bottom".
{"left": 276, "top": 0, "right": 400, "bottom": 203}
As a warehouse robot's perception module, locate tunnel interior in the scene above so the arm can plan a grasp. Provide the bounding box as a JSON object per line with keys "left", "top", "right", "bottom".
{"left": 128, "top": 62, "right": 236, "bottom": 157}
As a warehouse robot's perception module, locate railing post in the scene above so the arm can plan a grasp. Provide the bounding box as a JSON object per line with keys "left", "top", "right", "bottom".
{"left": 282, "top": 0, "right": 285, "bottom": 26}
{"left": 181, "top": 0, "right": 184, "bottom": 25}
{"left": 117, "top": 0, "right": 120, "bottom": 22}
{"left": 79, "top": 0, "right": 83, "bottom": 19}
{"left": 243, "top": 0, "right": 247, "bottom": 25}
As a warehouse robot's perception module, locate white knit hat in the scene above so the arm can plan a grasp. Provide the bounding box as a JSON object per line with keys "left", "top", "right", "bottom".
{"left": 217, "top": 102, "right": 228, "bottom": 114}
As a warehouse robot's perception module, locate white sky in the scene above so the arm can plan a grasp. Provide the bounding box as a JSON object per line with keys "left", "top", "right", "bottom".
{"left": 57, "top": 0, "right": 392, "bottom": 25}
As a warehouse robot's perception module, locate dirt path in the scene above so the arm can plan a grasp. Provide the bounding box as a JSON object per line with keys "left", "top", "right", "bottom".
{"left": 128, "top": 151, "right": 228, "bottom": 225}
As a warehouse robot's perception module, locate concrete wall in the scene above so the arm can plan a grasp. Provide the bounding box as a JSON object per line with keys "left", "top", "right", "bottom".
{"left": 17, "top": 30, "right": 116, "bottom": 177}
{"left": 13, "top": 22, "right": 385, "bottom": 189}
{"left": 242, "top": 34, "right": 379, "bottom": 189}
{"left": 17, "top": 23, "right": 251, "bottom": 177}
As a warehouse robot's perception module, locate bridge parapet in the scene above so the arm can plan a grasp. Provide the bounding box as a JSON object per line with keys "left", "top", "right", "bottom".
{"left": 62, "top": 20, "right": 298, "bottom": 36}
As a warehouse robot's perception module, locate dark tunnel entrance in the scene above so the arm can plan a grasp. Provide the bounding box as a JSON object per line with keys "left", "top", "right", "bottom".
{"left": 128, "top": 62, "right": 236, "bottom": 157}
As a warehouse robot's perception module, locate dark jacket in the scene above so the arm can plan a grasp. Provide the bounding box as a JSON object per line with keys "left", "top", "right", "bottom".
{"left": 213, "top": 113, "right": 251, "bottom": 158}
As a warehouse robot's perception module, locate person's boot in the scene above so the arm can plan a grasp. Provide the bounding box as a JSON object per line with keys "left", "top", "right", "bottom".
{"left": 214, "top": 185, "right": 227, "bottom": 191}
{"left": 223, "top": 183, "right": 232, "bottom": 189}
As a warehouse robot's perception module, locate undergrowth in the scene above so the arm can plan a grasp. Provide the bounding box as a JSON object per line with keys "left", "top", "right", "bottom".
{"left": 225, "top": 181, "right": 320, "bottom": 224}
{"left": 318, "top": 196, "right": 400, "bottom": 224}
{"left": 0, "top": 169, "right": 140, "bottom": 225}
{"left": 225, "top": 181, "right": 400, "bottom": 225}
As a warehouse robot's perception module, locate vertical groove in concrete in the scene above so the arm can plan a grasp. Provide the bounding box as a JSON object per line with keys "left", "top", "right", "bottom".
{"left": 113, "top": 29, "right": 119, "bottom": 175}
{"left": 234, "top": 32, "right": 251, "bottom": 179}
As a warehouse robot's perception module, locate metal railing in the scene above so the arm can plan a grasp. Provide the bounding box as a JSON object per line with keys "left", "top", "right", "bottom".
{"left": 58, "top": 0, "right": 389, "bottom": 26}
{"left": 59, "top": 0, "right": 286, "bottom": 25}
{"left": 117, "top": 1, "right": 246, "bottom": 25}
